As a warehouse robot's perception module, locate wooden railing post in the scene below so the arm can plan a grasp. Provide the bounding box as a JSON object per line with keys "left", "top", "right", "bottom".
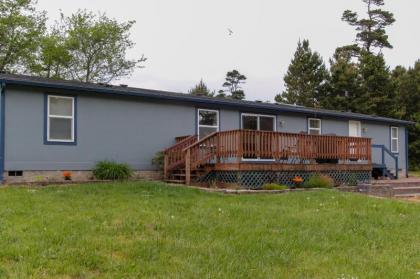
{"left": 237, "top": 130, "right": 242, "bottom": 163}
{"left": 163, "top": 153, "right": 169, "bottom": 179}
{"left": 185, "top": 149, "right": 191, "bottom": 185}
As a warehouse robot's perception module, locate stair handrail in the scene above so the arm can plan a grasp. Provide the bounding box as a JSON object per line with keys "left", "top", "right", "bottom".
{"left": 163, "top": 135, "right": 197, "bottom": 179}
{"left": 163, "top": 135, "right": 196, "bottom": 153}
{"left": 371, "top": 144, "right": 399, "bottom": 179}
{"left": 183, "top": 131, "right": 225, "bottom": 184}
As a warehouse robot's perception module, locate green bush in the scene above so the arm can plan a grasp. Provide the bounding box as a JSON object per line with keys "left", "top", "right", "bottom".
{"left": 93, "top": 160, "right": 133, "bottom": 180}
{"left": 152, "top": 151, "right": 164, "bottom": 170}
{"left": 303, "top": 174, "right": 334, "bottom": 189}
{"left": 262, "top": 183, "right": 289, "bottom": 191}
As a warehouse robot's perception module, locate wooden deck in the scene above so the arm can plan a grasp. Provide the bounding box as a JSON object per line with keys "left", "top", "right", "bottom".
{"left": 164, "top": 129, "right": 372, "bottom": 185}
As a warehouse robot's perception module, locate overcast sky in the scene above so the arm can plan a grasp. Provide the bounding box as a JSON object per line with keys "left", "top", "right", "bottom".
{"left": 37, "top": 0, "right": 419, "bottom": 101}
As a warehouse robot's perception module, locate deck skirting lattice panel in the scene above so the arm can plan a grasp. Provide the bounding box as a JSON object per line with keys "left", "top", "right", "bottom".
{"left": 198, "top": 170, "right": 371, "bottom": 189}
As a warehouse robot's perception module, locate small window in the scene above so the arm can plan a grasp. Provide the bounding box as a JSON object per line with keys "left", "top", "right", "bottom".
{"left": 47, "top": 95, "right": 75, "bottom": 143}
{"left": 8, "top": 171, "right": 23, "bottom": 177}
{"left": 391, "top": 127, "right": 399, "bottom": 153}
{"left": 308, "top": 118, "right": 321, "bottom": 135}
{"left": 198, "top": 109, "right": 219, "bottom": 139}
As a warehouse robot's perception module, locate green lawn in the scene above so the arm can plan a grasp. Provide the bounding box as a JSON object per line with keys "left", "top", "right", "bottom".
{"left": 0, "top": 182, "right": 419, "bottom": 279}
{"left": 410, "top": 171, "right": 420, "bottom": 177}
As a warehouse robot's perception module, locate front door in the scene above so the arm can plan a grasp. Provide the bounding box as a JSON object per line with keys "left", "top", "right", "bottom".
{"left": 349, "top": 121, "right": 361, "bottom": 137}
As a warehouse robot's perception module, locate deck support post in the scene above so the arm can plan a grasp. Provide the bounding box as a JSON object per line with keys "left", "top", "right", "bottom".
{"left": 185, "top": 149, "right": 191, "bottom": 185}
{"left": 163, "top": 153, "right": 169, "bottom": 179}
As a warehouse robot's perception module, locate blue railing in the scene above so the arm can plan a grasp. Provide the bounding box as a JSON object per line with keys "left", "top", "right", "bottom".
{"left": 371, "top": 144, "right": 399, "bottom": 179}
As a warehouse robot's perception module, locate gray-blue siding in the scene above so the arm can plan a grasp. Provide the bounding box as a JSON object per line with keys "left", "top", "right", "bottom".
{"left": 4, "top": 88, "right": 407, "bottom": 173}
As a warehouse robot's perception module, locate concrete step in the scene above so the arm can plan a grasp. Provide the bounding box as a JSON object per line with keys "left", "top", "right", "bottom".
{"left": 373, "top": 181, "right": 420, "bottom": 187}
{"left": 392, "top": 186, "right": 420, "bottom": 195}
{"left": 394, "top": 193, "right": 420, "bottom": 198}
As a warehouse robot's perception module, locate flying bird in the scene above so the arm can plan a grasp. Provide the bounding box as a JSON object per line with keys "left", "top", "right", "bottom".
{"left": 227, "top": 28, "right": 233, "bottom": 36}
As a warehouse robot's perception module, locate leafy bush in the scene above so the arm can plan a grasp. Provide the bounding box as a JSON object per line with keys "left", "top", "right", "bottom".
{"left": 303, "top": 174, "right": 334, "bottom": 189}
{"left": 262, "top": 183, "right": 289, "bottom": 190}
{"left": 152, "top": 151, "right": 164, "bottom": 170}
{"left": 93, "top": 160, "right": 133, "bottom": 180}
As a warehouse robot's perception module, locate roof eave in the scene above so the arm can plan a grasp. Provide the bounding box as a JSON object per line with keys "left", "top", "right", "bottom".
{"left": 1, "top": 78, "right": 415, "bottom": 126}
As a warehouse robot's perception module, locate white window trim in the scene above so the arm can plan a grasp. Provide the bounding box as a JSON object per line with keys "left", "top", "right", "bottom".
{"left": 348, "top": 120, "right": 362, "bottom": 137}
{"left": 240, "top": 113, "right": 277, "bottom": 131}
{"left": 47, "top": 95, "right": 75, "bottom": 143}
{"left": 308, "top": 118, "right": 321, "bottom": 135}
{"left": 391, "top": 126, "right": 399, "bottom": 153}
{"left": 241, "top": 113, "right": 276, "bottom": 161}
{"left": 197, "top": 109, "right": 219, "bottom": 138}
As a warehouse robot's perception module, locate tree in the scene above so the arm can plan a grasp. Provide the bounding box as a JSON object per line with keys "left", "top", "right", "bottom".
{"left": 321, "top": 48, "right": 364, "bottom": 112}
{"left": 358, "top": 51, "right": 396, "bottom": 117}
{"left": 220, "top": 70, "right": 247, "bottom": 100}
{"left": 188, "top": 79, "right": 214, "bottom": 97}
{"left": 0, "top": 0, "right": 46, "bottom": 72}
{"left": 275, "top": 40, "right": 328, "bottom": 107}
{"left": 392, "top": 61, "right": 420, "bottom": 169}
{"left": 342, "top": 0, "right": 395, "bottom": 54}
{"left": 31, "top": 31, "right": 71, "bottom": 79}
{"left": 61, "top": 10, "right": 146, "bottom": 83}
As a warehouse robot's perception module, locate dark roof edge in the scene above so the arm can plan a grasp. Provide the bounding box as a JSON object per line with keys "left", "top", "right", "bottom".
{"left": 0, "top": 76, "right": 414, "bottom": 126}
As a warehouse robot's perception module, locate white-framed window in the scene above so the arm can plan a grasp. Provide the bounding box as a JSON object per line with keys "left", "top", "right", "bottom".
{"left": 197, "top": 109, "right": 219, "bottom": 139}
{"left": 47, "top": 95, "right": 75, "bottom": 143}
{"left": 308, "top": 118, "right": 321, "bottom": 135}
{"left": 391, "top": 126, "right": 399, "bottom": 153}
{"left": 241, "top": 113, "right": 276, "bottom": 160}
{"left": 241, "top": 113, "right": 276, "bottom": 132}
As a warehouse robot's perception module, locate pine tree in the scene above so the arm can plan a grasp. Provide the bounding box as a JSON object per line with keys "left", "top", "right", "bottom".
{"left": 188, "top": 79, "right": 214, "bottom": 97}
{"left": 321, "top": 48, "right": 364, "bottom": 112}
{"left": 358, "top": 51, "right": 396, "bottom": 117}
{"left": 275, "top": 40, "right": 328, "bottom": 108}
{"left": 342, "top": 0, "right": 395, "bottom": 54}
{"left": 220, "top": 70, "right": 247, "bottom": 100}
{"left": 392, "top": 61, "right": 420, "bottom": 169}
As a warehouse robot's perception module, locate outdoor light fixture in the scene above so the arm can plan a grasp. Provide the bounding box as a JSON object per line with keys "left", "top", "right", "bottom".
{"left": 279, "top": 120, "right": 285, "bottom": 127}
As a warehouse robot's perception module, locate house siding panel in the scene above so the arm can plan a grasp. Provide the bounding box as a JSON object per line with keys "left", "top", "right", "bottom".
{"left": 5, "top": 89, "right": 197, "bottom": 170}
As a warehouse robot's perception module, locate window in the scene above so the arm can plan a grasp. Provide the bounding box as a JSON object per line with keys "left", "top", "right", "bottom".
{"left": 241, "top": 114, "right": 276, "bottom": 160}
{"left": 308, "top": 118, "right": 321, "bottom": 135}
{"left": 391, "top": 126, "right": 399, "bottom": 153}
{"left": 198, "top": 109, "right": 219, "bottom": 139}
{"left": 47, "top": 95, "right": 75, "bottom": 143}
{"left": 241, "top": 114, "right": 276, "bottom": 131}
{"left": 8, "top": 171, "right": 23, "bottom": 177}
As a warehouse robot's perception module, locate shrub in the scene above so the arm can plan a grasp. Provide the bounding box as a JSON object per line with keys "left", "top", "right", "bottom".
{"left": 303, "top": 174, "right": 334, "bottom": 189}
{"left": 152, "top": 151, "right": 164, "bottom": 170}
{"left": 262, "top": 183, "right": 289, "bottom": 191}
{"left": 93, "top": 160, "right": 133, "bottom": 180}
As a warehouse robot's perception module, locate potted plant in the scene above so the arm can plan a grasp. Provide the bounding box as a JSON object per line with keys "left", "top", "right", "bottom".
{"left": 291, "top": 176, "right": 303, "bottom": 189}
{"left": 63, "top": 171, "right": 72, "bottom": 181}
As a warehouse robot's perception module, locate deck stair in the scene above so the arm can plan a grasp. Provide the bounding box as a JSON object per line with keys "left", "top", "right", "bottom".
{"left": 164, "top": 168, "right": 208, "bottom": 184}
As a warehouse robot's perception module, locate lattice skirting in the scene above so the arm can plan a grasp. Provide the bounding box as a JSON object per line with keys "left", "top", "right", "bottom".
{"left": 197, "top": 170, "right": 371, "bottom": 189}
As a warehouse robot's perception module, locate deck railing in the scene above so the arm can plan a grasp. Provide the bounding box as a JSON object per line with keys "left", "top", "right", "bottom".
{"left": 181, "top": 130, "right": 372, "bottom": 184}
{"left": 163, "top": 135, "right": 197, "bottom": 178}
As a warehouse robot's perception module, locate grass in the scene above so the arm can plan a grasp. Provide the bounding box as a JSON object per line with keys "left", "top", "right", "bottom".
{"left": 0, "top": 182, "right": 419, "bottom": 278}
{"left": 409, "top": 170, "right": 420, "bottom": 177}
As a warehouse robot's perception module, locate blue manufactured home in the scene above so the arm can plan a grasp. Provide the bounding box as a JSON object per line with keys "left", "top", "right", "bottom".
{"left": 0, "top": 73, "right": 413, "bottom": 187}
